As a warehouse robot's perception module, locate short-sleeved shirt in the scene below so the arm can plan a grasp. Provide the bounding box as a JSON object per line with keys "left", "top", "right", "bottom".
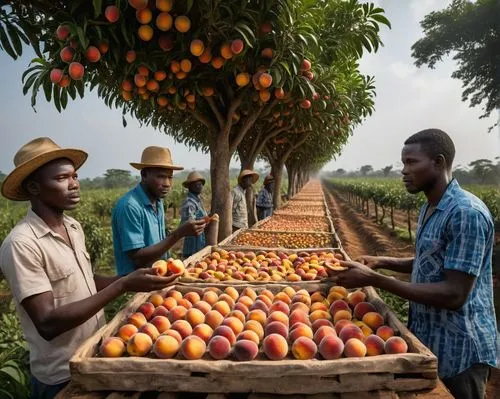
{"left": 231, "top": 185, "right": 248, "bottom": 229}
{"left": 180, "top": 192, "right": 207, "bottom": 257}
{"left": 0, "top": 209, "right": 105, "bottom": 385}
{"left": 112, "top": 184, "right": 166, "bottom": 276}
{"left": 409, "top": 179, "right": 499, "bottom": 378}
{"left": 256, "top": 187, "right": 273, "bottom": 220}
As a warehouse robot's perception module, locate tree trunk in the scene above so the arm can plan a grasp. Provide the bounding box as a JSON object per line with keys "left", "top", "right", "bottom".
{"left": 380, "top": 206, "right": 386, "bottom": 224}
{"left": 407, "top": 210, "right": 413, "bottom": 242}
{"left": 246, "top": 184, "right": 258, "bottom": 227}
{"left": 210, "top": 138, "right": 232, "bottom": 240}
{"left": 286, "top": 163, "right": 297, "bottom": 198}
{"left": 374, "top": 201, "right": 378, "bottom": 222}
{"left": 271, "top": 160, "right": 284, "bottom": 209}
{"left": 390, "top": 205, "right": 395, "bottom": 230}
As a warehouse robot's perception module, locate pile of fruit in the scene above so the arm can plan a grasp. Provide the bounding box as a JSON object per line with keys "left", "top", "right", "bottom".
{"left": 184, "top": 249, "right": 343, "bottom": 282}
{"left": 281, "top": 204, "right": 325, "bottom": 214}
{"left": 230, "top": 231, "right": 334, "bottom": 249}
{"left": 100, "top": 286, "right": 408, "bottom": 361}
{"left": 257, "top": 215, "right": 331, "bottom": 232}
{"left": 286, "top": 201, "right": 325, "bottom": 207}
{"left": 290, "top": 196, "right": 325, "bottom": 201}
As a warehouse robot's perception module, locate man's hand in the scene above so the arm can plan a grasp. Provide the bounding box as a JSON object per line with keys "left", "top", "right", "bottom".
{"left": 326, "top": 260, "right": 378, "bottom": 288}
{"left": 355, "top": 255, "right": 384, "bottom": 270}
{"left": 175, "top": 219, "right": 206, "bottom": 238}
{"left": 121, "top": 268, "right": 181, "bottom": 293}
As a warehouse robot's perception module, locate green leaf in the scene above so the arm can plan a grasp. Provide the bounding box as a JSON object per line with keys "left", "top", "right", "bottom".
{"left": 279, "top": 61, "right": 291, "bottom": 76}
{"left": 122, "top": 115, "right": 127, "bottom": 127}
{"left": 60, "top": 88, "right": 68, "bottom": 109}
{"left": 186, "top": 0, "right": 194, "bottom": 13}
{"left": 371, "top": 13, "right": 391, "bottom": 28}
{"left": 22, "top": 73, "right": 38, "bottom": 95}
{"left": 76, "top": 26, "right": 89, "bottom": 49}
{"left": 6, "top": 25, "right": 22, "bottom": 56}
{"left": 121, "top": 18, "right": 132, "bottom": 47}
{"left": 42, "top": 78, "right": 52, "bottom": 102}
{"left": 67, "top": 82, "right": 77, "bottom": 100}
{"left": 0, "top": 26, "right": 17, "bottom": 59}
{"left": 53, "top": 84, "right": 62, "bottom": 112}
{"left": 76, "top": 80, "right": 85, "bottom": 97}
{"left": 93, "top": 0, "right": 102, "bottom": 17}
{"left": 22, "top": 65, "right": 42, "bottom": 83}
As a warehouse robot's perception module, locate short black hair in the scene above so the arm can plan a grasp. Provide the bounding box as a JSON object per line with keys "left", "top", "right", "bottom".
{"left": 404, "top": 128, "right": 455, "bottom": 169}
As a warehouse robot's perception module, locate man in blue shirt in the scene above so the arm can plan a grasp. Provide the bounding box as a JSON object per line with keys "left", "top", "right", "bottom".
{"left": 112, "top": 146, "right": 206, "bottom": 276}
{"left": 328, "top": 129, "right": 498, "bottom": 399}
{"left": 179, "top": 171, "right": 208, "bottom": 258}
{"left": 256, "top": 174, "right": 274, "bottom": 220}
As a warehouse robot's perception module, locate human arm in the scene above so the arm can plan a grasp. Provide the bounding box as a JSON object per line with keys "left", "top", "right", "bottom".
{"left": 356, "top": 255, "right": 414, "bottom": 274}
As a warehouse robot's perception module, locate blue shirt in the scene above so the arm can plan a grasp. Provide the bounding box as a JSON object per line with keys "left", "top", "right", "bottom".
{"left": 180, "top": 192, "right": 206, "bottom": 257}
{"left": 256, "top": 187, "right": 273, "bottom": 220}
{"left": 112, "top": 184, "right": 166, "bottom": 276}
{"left": 409, "top": 179, "right": 499, "bottom": 378}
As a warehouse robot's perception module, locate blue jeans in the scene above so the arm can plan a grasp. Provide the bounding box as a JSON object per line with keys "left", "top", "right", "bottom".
{"left": 31, "top": 376, "right": 68, "bottom": 399}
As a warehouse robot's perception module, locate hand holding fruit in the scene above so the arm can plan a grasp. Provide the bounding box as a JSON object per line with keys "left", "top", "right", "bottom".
{"left": 326, "top": 260, "right": 377, "bottom": 288}
{"left": 176, "top": 219, "right": 206, "bottom": 237}
{"left": 121, "top": 267, "right": 181, "bottom": 293}
{"left": 355, "top": 255, "right": 384, "bottom": 270}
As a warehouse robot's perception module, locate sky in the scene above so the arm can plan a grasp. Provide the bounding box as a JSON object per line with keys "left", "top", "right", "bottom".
{"left": 0, "top": 0, "right": 498, "bottom": 179}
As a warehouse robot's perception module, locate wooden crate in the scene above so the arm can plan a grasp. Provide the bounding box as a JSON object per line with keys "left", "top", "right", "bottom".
{"left": 252, "top": 214, "right": 335, "bottom": 233}
{"left": 70, "top": 284, "right": 437, "bottom": 394}
{"left": 225, "top": 229, "right": 340, "bottom": 249}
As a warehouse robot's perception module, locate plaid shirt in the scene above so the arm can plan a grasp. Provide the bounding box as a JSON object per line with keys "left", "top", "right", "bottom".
{"left": 409, "top": 179, "right": 499, "bottom": 378}
{"left": 180, "top": 192, "right": 207, "bottom": 257}
{"left": 256, "top": 187, "right": 273, "bottom": 220}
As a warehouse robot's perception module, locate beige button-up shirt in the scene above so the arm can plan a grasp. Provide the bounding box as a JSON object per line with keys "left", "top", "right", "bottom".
{"left": 232, "top": 185, "right": 248, "bottom": 229}
{"left": 0, "top": 209, "right": 105, "bottom": 385}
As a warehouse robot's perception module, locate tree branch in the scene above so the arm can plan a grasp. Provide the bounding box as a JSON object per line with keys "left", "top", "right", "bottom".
{"left": 187, "top": 108, "right": 217, "bottom": 133}
{"left": 229, "top": 105, "right": 264, "bottom": 154}
{"left": 205, "top": 96, "right": 224, "bottom": 131}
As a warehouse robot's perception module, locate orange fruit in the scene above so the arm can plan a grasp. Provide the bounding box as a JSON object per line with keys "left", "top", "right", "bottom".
{"left": 175, "top": 16, "right": 191, "bottom": 33}
{"left": 138, "top": 25, "right": 154, "bottom": 41}
{"left": 180, "top": 59, "right": 192, "bottom": 73}
{"left": 156, "top": 12, "right": 173, "bottom": 31}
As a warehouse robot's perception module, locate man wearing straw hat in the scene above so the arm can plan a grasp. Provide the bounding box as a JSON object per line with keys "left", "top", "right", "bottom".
{"left": 179, "top": 171, "right": 208, "bottom": 258}
{"left": 232, "top": 169, "right": 259, "bottom": 232}
{"left": 0, "top": 138, "right": 181, "bottom": 398}
{"left": 112, "top": 146, "right": 206, "bottom": 276}
{"left": 256, "top": 174, "right": 275, "bottom": 220}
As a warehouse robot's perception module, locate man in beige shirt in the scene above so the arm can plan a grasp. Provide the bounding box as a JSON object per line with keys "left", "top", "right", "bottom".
{"left": 231, "top": 169, "right": 259, "bottom": 232}
{"left": 0, "top": 138, "right": 179, "bottom": 399}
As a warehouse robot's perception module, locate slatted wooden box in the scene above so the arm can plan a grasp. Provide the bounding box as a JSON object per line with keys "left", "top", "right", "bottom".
{"left": 70, "top": 284, "right": 437, "bottom": 394}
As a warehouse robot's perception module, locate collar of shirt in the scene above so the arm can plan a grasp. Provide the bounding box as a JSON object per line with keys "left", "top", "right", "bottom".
{"left": 187, "top": 191, "right": 202, "bottom": 205}
{"left": 433, "top": 178, "right": 460, "bottom": 212}
{"left": 26, "top": 209, "right": 78, "bottom": 239}
{"left": 134, "top": 183, "right": 162, "bottom": 210}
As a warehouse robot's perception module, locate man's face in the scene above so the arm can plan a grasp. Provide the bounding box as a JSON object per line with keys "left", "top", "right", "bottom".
{"left": 143, "top": 168, "right": 173, "bottom": 198}
{"left": 401, "top": 143, "right": 438, "bottom": 194}
{"left": 188, "top": 180, "right": 204, "bottom": 195}
{"left": 240, "top": 175, "right": 253, "bottom": 189}
{"left": 28, "top": 158, "right": 81, "bottom": 211}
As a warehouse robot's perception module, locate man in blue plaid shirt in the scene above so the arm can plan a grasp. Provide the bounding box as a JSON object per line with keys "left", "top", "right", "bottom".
{"left": 328, "top": 129, "right": 498, "bottom": 399}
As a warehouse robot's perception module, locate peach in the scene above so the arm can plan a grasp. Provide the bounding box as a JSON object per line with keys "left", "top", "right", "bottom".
{"left": 376, "top": 326, "right": 395, "bottom": 341}
{"left": 60, "top": 46, "right": 74, "bottom": 63}
{"left": 241, "top": 287, "right": 257, "bottom": 301}
{"left": 310, "top": 302, "right": 328, "bottom": 313}
{"left": 162, "top": 297, "right": 177, "bottom": 310}
{"left": 310, "top": 292, "right": 326, "bottom": 303}
{"left": 311, "top": 319, "right": 334, "bottom": 333}
{"left": 185, "top": 308, "right": 205, "bottom": 327}
{"left": 218, "top": 294, "right": 235, "bottom": 309}
{"left": 353, "top": 302, "right": 377, "bottom": 320}
{"left": 227, "top": 310, "right": 246, "bottom": 324}
{"left": 247, "top": 309, "right": 267, "bottom": 326}
{"left": 362, "top": 312, "right": 385, "bottom": 330}
{"left": 55, "top": 24, "right": 70, "bottom": 41}
{"left": 333, "top": 309, "right": 353, "bottom": 324}
{"left": 292, "top": 337, "right": 317, "bottom": 360}
{"left": 283, "top": 287, "right": 296, "bottom": 298}
{"left": 161, "top": 329, "right": 182, "bottom": 345}
{"left": 138, "top": 302, "right": 156, "bottom": 320}
{"left": 313, "top": 326, "right": 337, "bottom": 345}
{"left": 213, "top": 325, "right": 236, "bottom": 345}
{"left": 353, "top": 321, "right": 373, "bottom": 337}
{"left": 238, "top": 295, "right": 254, "bottom": 308}
{"left": 140, "top": 323, "right": 160, "bottom": 341}
{"left": 150, "top": 315, "right": 171, "bottom": 333}
{"left": 269, "top": 300, "right": 290, "bottom": 315}
{"left": 127, "top": 332, "right": 153, "bottom": 356}
{"left": 192, "top": 323, "right": 213, "bottom": 344}
{"left": 265, "top": 321, "right": 288, "bottom": 339}
{"left": 233, "top": 339, "right": 258, "bottom": 361}
{"left": 171, "top": 320, "right": 193, "bottom": 339}
{"left": 329, "top": 286, "right": 348, "bottom": 299}
{"left": 180, "top": 335, "right": 206, "bottom": 360}
{"left": 212, "top": 301, "right": 231, "bottom": 317}
{"left": 289, "top": 310, "right": 310, "bottom": 328}
{"left": 244, "top": 320, "right": 264, "bottom": 341}
{"left": 250, "top": 300, "right": 269, "bottom": 314}
{"left": 237, "top": 330, "right": 260, "bottom": 345}
{"left": 344, "top": 338, "right": 367, "bottom": 357}
{"left": 365, "top": 334, "right": 385, "bottom": 356}
{"left": 309, "top": 310, "right": 331, "bottom": 323}
{"left": 208, "top": 335, "right": 231, "bottom": 360}
{"left": 266, "top": 311, "right": 289, "bottom": 327}
{"left": 184, "top": 292, "right": 201, "bottom": 304}
{"left": 292, "top": 294, "right": 311, "bottom": 307}
{"left": 203, "top": 291, "right": 219, "bottom": 305}
{"left": 152, "top": 260, "right": 167, "bottom": 276}
{"left": 256, "top": 295, "right": 273, "bottom": 309}
{"left": 329, "top": 300, "right": 350, "bottom": 317}
{"left": 176, "top": 298, "right": 192, "bottom": 309}
{"left": 334, "top": 319, "right": 354, "bottom": 335}
{"left": 263, "top": 333, "right": 289, "bottom": 360}
{"left": 289, "top": 323, "right": 314, "bottom": 343}
{"left": 222, "top": 317, "right": 244, "bottom": 335}
{"left": 234, "top": 302, "right": 250, "bottom": 316}
{"left": 193, "top": 300, "right": 212, "bottom": 315}
{"left": 167, "top": 258, "right": 185, "bottom": 275}
{"left": 50, "top": 68, "right": 63, "bottom": 84}
{"left": 224, "top": 286, "right": 239, "bottom": 301}
{"left": 290, "top": 302, "right": 310, "bottom": 314}
{"left": 318, "top": 335, "right": 344, "bottom": 360}
{"left": 85, "top": 46, "right": 101, "bottom": 63}
{"left": 260, "top": 289, "right": 274, "bottom": 302}
{"left": 127, "top": 312, "right": 147, "bottom": 328}
{"left": 339, "top": 325, "right": 364, "bottom": 343}
{"left": 274, "top": 292, "right": 292, "bottom": 305}
{"left": 230, "top": 39, "right": 244, "bottom": 55}
{"left": 205, "top": 310, "right": 224, "bottom": 330}
{"left": 167, "top": 290, "right": 183, "bottom": 301}
{"left": 153, "top": 334, "right": 180, "bottom": 358}
{"left": 347, "top": 290, "right": 366, "bottom": 307}
{"left": 100, "top": 337, "right": 126, "bottom": 357}
{"left": 117, "top": 324, "right": 139, "bottom": 343}
{"left": 148, "top": 293, "right": 164, "bottom": 307}
{"left": 168, "top": 306, "right": 187, "bottom": 323}
{"left": 384, "top": 336, "right": 408, "bottom": 354}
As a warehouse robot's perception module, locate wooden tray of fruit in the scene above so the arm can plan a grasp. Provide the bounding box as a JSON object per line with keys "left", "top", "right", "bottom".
{"left": 252, "top": 214, "right": 335, "bottom": 233}
{"left": 178, "top": 246, "right": 348, "bottom": 286}
{"left": 70, "top": 284, "right": 437, "bottom": 394}
{"left": 226, "top": 229, "right": 339, "bottom": 249}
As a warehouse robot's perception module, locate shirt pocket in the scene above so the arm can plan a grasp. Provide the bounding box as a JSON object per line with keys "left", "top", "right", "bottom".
{"left": 45, "top": 263, "right": 77, "bottom": 298}
{"left": 416, "top": 235, "right": 445, "bottom": 280}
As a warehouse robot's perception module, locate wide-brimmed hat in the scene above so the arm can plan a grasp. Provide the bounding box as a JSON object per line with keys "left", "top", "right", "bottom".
{"left": 1, "top": 137, "right": 88, "bottom": 201}
{"left": 264, "top": 174, "right": 274, "bottom": 185}
{"left": 238, "top": 169, "right": 259, "bottom": 184}
{"left": 182, "top": 171, "right": 206, "bottom": 188}
{"left": 130, "top": 146, "right": 183, "bottom": 171}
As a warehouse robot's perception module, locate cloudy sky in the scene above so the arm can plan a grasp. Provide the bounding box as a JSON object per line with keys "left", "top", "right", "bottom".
{"left": 0, "top": 0, "right": 498, "bottom": 179}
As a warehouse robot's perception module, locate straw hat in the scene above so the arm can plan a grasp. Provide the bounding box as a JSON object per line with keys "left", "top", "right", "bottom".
{"left": 238, "top": 169, "right": 259, "bottom": 184}
{"left": 130, "top": 146, "right": 183, "bottom": 171}
{"left": 264, "top": 174, "right": 274, "bottom": 185}
{"left": 1, "top": 137, "right": 88, "bottom": 201}
{"left": 182, "top": 171, "right": 206, "bottom": 188}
